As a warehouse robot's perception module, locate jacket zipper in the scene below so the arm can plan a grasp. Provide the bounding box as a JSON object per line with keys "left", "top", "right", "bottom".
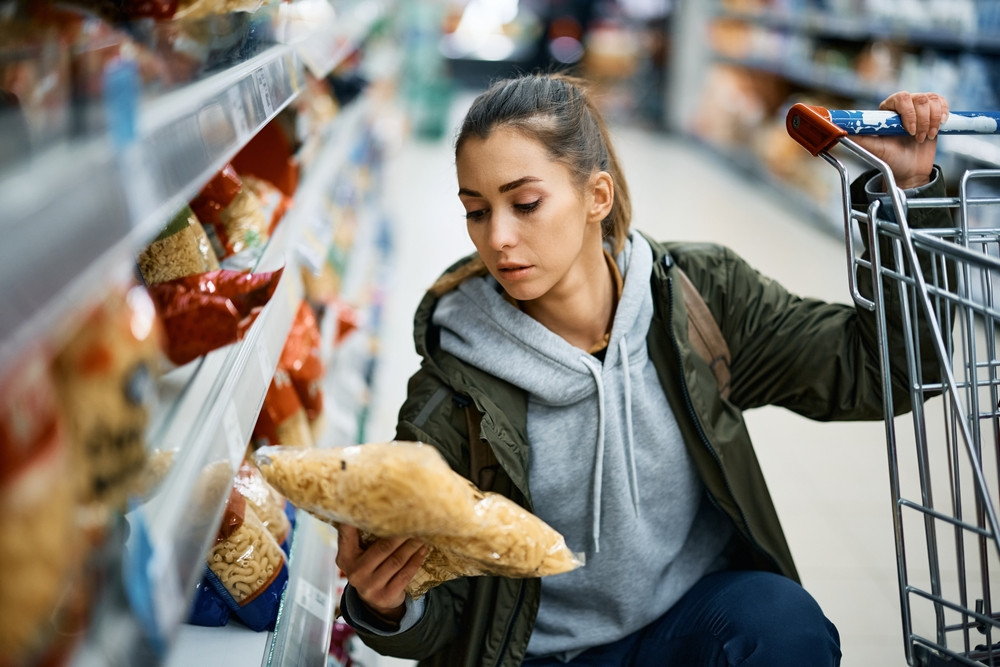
{"left": 666, "top": 274, "right": 782, "bottom": 574}
{"left": 493, "top": 579, "right": 526, "bottom": 667}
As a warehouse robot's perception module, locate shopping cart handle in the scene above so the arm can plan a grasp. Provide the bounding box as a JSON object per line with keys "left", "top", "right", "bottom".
{"left": 787, "top": 104, "right": 1000, "bottom": 152}
{"left": 786, "top": 103, "right": 848, "bottom": 155}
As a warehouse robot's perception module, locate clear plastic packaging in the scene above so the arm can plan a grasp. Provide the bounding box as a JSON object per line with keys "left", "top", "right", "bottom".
{"left": 253, "top": 442, "right": 582, "bottom": 597}
{"left": 234, "top": 460, "right": 292, "bottom": 551}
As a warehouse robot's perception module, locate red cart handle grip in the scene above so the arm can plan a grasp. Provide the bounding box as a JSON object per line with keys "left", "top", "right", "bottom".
{"left": 786, "top": 103, "right": 847, "bottom": 156}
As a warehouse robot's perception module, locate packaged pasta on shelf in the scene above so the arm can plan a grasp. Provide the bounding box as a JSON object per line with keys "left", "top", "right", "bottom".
{"left": 137, "top": 206, "right": 220, "bottom": 285}
{"left": 52, "top": 282, "right": 164, "bottom": 536}
{"left": 204, "top": 487, "right": 288, "bottom": 631}
{"left": 146, "top": 265, "right": 284, "bottom": 366}
{"left": 231, "top": 116, "right": 300, "bottom": 199}
{"left": 252, "top": 368, "right": 315, "bottom": 449}
{"left": 253, "top": 442, "right": 583, "bottom": 598}
{"left": 278, "top": 300, "right": 325, "bottom": 429}
{"left": 0, "top": 353, "right": 86, "bottom": 665}
{"left": 187, "top": 573, "right": 231, "bottom": 627}
{"left": 234, "top": 460, "right": 294, "bottom": 552}
{"left": 189, "top": 163, "right": 271, "bottom": 261}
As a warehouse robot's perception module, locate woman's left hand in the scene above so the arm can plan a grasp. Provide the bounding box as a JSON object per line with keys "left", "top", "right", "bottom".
{"left": 854, "top": 91, "right": 950, "bottom": 190}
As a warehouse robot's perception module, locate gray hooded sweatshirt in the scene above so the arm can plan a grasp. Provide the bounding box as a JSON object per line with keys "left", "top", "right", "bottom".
{"left": 432, "top": 233, "right": 733, "bottom": 660}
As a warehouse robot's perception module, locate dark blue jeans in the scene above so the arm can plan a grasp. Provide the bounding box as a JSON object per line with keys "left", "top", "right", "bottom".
{"left": 524, "top": 570, "right": 841, "bottom": 666}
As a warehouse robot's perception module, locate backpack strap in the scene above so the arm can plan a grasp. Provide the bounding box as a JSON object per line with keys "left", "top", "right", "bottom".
{"left": 458, "top": 396, "right": 499, "bottom": 492}
{"left": 676, "top": 267, "right": 732, "bottom": 399}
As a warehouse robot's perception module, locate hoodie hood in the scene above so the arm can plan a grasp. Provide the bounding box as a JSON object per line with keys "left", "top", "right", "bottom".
{"left": 433, "top": 236, "right": 652, "bottom": 406}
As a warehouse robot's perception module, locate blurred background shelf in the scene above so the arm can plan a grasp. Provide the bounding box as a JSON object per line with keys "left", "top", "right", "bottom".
{"left": 670, "top": 0, "right": 1000, "bottom": 234}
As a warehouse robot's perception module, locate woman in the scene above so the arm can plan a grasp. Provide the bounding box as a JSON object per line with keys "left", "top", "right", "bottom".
{"left": 336, "top": 73, "right": 951, "bottom": 666}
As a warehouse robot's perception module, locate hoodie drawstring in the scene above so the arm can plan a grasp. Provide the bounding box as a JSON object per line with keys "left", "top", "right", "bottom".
{"left": 581, "top": 357, "right": 605, "bottom": 554}
{"left": 581, "top": 340, "right": 641, "bottom": 555}
{"left": 619, "top": 337, "right": 640, "bottom": 519}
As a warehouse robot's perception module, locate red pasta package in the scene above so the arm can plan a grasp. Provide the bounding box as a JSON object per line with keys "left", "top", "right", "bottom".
{"left": 231, "top": 117, "right": 299, "bottom": 198}
{"left": 279, "top": 301, "right": 324, "bottom": 424}
{"left": 253, "top": 369, "right": 314, "bottom": 449}
{"left": 147, "top": 267, "right": 284, "bottom": 366}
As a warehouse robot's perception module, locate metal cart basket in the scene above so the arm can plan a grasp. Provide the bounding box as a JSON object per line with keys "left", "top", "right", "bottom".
{"left": 786, "top": 104, "right": 1000, "bottom": 667}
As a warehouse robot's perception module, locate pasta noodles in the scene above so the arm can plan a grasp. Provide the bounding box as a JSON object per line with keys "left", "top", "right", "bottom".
{"left": 253, "top": 442, "right": 582, "bottom": 597}
{"left": 208, "top": 496, "right": 285, "bottom": 604}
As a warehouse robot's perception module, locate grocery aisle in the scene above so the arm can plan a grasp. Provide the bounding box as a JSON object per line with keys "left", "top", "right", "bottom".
{"left": 366, "top": 94, "right": 908, "bottom": 666}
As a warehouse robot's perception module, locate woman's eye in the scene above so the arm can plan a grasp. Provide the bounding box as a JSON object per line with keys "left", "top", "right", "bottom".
{"left": 515, "top": 200, "right": 541, "bottom": 213}
{"left": 465, "top": 209, "right": 486, "bottom": 221}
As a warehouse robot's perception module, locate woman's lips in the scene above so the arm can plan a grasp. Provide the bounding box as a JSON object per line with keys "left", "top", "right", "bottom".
{"left": 497, "top": 264, "right": 532, "bottom": 281}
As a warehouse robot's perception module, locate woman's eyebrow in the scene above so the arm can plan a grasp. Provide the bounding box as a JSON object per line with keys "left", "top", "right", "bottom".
{"left": 499, "top": 176, "right": 541, "bottom": 193}
{"left": 458, "top": 176, "right": 542, "bottom": 198}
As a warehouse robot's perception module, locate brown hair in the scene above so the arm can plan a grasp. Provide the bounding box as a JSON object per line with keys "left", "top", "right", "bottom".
{"left": 431, "top": 73, "right": 632, "bottom": 296}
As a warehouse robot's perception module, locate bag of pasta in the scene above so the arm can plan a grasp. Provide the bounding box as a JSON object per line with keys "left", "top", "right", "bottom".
{"left": 0, "top": 354, "right": 85, "bottom": 663}
{"left": 52, "top": 283, "right": 163, "bottom": 534}
{"left": 234, "top": 461, "right": 293, "bottom": 552}
{"left": 253, "top": 442, "right": 582, "bottom": 598}
{"left": 147, "top": 266, "right": 284, "bottom": 366}
{"left": 190, "top": 163, "right": 270, "bottom": 260}
{"left": 138, "top": 206, "right": 220, "bottom": 285}
{"left": 252, "top": 368, "right": 314, "bottom": 449}
{"left": 204, "top": 487, "right": 288, "bottom": 631}
{"left": 278, "top": 301, "right": 324, "bottom": 428}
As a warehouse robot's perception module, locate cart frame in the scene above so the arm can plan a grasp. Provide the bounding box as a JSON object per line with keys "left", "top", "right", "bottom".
{"left": 787, "top": 104, "right": 1000, "bottom": 667}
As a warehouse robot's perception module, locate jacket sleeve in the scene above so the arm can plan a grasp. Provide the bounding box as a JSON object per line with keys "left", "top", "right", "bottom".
{"left": 723, "top": 167, "right": 952, "bottom": 419}
{"left": 339, "top": 365, "right": 474, "bottom": 659}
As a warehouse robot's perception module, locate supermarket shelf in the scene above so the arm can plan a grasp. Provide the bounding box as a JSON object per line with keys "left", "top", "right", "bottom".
{"left": 0, "top": 45, "right": 301, "bottom": 368}
{"left": 160, "top": 516, "right": 339, "bottom": 667}
{"left": 289, "top": 0, "right": 386, "bottom": 78}
{"left": 0, "top": 1, "right": 384, "bottom": 380}
{"left": 713, "top": 54, "right": 890, "bottom": 103}
{"left": 265, "top": 513, "right": 340, "bottom": 667}
{"left": 165, "top": 624, "right": 271, "bottom": 667}
{"left": 132, "top": 97, "right": 371, "bottom": 666}
{"left": 718, "top": 9, "right": 1000, "bottom": 54}
{"left": 712, "top": 55, "right": 1000, "bottom": 170}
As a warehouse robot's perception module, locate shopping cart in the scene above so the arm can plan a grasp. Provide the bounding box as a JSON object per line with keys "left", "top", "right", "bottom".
{"left": 786, "top": 104, "right": 1000, "bottom": 666}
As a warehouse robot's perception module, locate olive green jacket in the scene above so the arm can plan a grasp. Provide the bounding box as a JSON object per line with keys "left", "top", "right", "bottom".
{"left": 344, "top": 170, "right": 950, "bottom": 666}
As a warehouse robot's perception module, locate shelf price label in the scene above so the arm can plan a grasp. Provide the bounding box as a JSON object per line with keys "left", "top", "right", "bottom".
{"left": 295, "top": 578, "right": 332, "bottom": 621}
{"left": 253, "top": 67, "right": 275, "bottom": 118}
{"left": 227, "top": 86, "right": 250, "bottom": 140}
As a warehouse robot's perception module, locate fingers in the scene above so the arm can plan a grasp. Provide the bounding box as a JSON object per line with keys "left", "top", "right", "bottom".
{"left": 335, "top": 523, "right": 363, "bottom": 570}
{"left": 879, "top": 91, "right": 950, "bottom": 142}
{"left": 334, "top": 524, "right": 428, "bottom": 615}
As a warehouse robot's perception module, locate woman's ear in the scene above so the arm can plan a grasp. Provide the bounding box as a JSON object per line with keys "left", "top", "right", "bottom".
{"left": 588, "top": 171, "right": 614, "bottom": 224}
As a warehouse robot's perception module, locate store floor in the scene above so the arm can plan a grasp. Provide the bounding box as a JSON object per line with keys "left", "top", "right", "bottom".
{"left": 362, "top": 97, "right": 910, "bottom": 667}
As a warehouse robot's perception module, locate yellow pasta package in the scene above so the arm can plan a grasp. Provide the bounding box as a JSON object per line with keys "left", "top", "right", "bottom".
{"left": 253, "top": 442, "right": 582, "bottom": 597}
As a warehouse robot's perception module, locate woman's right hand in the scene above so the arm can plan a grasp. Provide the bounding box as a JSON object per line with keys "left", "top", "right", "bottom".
{"left": 335, "top": 524, "right": 428, "bottom": 622}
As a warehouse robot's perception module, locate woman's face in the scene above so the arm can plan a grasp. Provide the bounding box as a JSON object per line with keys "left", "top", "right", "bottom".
{"left": 456, "top": 127, "right": 612, "bottom": 303}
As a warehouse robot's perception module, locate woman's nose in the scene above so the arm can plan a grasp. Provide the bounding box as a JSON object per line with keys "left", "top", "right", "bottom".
{"left": 487, "top": 214, "right": 517, "bottom": 250}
